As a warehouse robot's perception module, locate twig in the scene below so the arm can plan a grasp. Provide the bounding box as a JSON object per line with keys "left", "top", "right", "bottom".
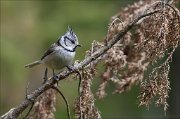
{"left": 76, "top": 71, "right": 82, "bottom": 96}
{"left": 51, "top": 86, "right": 71, "bottom": 119}
{"left": 76, "top": 70, "right": 82, "bottom": 119}
{"left": 23, "top": 80, "right": 35, "bottom": 119}
{"left": 1, "top": 7, "right": 160, "bottom": 119}
{"left": 72, "top": 69, "right": 82, "bottom": 119}
{"left": 22, "top": 102, "right": 34, "bottom": 119}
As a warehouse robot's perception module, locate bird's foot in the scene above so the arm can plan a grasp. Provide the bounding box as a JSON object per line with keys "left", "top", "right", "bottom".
{"left": 52, "top": 74, "right": 59, "bottom": 86}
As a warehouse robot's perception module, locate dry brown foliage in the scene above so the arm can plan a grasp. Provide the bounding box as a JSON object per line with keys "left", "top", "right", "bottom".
{"left": 74, "top": 68, "right": 101, "bottom": 119}
{"left": 28, "top": 89, "right": 56, "bottom": 119}
{"left": 74, "top": 0, "right": 180, "bottom": 118}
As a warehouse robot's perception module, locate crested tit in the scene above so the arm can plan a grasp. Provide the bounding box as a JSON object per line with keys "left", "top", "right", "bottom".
{"left": 25, "top": 26, "right": 81, "bottom": 79}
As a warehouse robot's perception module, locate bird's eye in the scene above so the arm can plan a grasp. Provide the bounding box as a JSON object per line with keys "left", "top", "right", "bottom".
{"left": 70, "top": 40, "right": 75, "bottom": 44}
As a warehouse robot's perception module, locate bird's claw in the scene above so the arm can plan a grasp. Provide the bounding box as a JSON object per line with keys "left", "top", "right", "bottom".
{"left": 53, "top": 75, "right": 59, "bottom": 80}
{"left": 52, "top": 75, "right": 59, "bottom": 86}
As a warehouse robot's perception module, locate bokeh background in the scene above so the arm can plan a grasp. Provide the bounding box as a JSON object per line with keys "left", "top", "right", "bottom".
{"left": 1, "top": 0, "right": 180, "bottom": 118}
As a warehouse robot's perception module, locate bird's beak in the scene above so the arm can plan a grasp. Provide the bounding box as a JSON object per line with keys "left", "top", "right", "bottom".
{"left": 77, "top": 44, "right": 81, "bottom": 47}
{"left": 75, "top": 44, "right": 81, "bottom": 50}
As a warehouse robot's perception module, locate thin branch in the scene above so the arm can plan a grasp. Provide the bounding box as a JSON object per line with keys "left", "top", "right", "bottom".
{"left": 22, "top": 102, "right": 34, "bottom": 119}
{"left": 51, "top": 86, "right": 71, "bottom": 119}
{"left": 23, "top": 81, "right": 35, "bottom": 119}
{"left": 1, "top": 8, "right": 160, "bottom": 119}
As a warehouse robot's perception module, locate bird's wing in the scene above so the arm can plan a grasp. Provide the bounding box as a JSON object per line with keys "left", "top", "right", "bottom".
{"left": 41, "top": 43, "right": 58, "bottom": 60}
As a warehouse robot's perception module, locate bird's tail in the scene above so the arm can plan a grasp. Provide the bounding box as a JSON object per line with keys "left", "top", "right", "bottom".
{"left": 25, "top": 60, "right": 41, "bottom": 68}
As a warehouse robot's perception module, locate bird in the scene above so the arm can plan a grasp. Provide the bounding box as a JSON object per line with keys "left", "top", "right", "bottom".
{"left": 25, "top": 26, "right": 81, "bottom": 82}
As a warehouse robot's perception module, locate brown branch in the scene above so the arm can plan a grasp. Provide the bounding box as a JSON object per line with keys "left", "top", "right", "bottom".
{"left": 1, "top": 7, "right": 160, "bottom": 119}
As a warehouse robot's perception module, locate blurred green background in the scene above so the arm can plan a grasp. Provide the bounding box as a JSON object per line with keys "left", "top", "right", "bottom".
{"left": 1, "top": 0, "right": 180, "bottom": 119}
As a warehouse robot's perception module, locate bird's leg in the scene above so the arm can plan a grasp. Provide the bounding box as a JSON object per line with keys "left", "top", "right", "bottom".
{"left": 52, "top": 69, "right": 59, "bottom": 86}
{"left": 53, "top": 69, "right": 55, "bottom": 76}
{"left": 43, "top": 68, "right": 48, "bottom": 84}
